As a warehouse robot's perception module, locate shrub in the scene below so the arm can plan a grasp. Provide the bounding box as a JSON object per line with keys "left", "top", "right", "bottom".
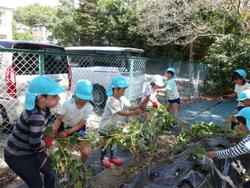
{"left": 204, "top": 34, "right": 250, "bottom": 95}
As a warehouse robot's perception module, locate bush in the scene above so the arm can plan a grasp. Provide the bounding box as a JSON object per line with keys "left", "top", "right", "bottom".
{"left": 204, "top": 34, "right": 250, "bottom": 95}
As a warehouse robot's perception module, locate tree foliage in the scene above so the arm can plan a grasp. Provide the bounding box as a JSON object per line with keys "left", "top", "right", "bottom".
{"left": 204, "top": 34, "right": 250, "bottom": 95}
{"left": 16, "top": 0, "right": 249, "bottom": 62}
{"left": 51, "top": 0, "right": 145, "bottom": 48}
{"left": 14, "top": 4, "right": 57, "bottom": 26}
{"left": 12, "top": 21, "right": 33, "bottom": 40}
{"left": 50, "top": 0, "right": 79, "bottom": 45}
{"left": 136, "top": 0, "right": 248, "bottom": 46}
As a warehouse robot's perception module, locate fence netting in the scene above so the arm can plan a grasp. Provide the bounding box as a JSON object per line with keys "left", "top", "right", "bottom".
{"left": 145, "top": 58, "right": 207, "bottom": 98}
{"left": 0, "top": 48, "right": 147, "bottom": 132}
{"left": 0, "top": 48, "right": 209, "bottom": 187}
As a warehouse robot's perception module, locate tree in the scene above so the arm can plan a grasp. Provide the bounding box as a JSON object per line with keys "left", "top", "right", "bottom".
{"left": 137, "top": 0, "right": 249, "bottom": 46}
{"left": 14, "top": 4, "right": 57, "bottom": 26}
{"left": 95, "top": 0, "right": 145, "bottom": 47}
{"left": 204, "top": 33, "right": 250, "bottom": 95}
{"left": 50, "top": 0, "right": 79, "bottom": 45}
{"left": 12, "top": 21, "right": 33, "bottom": 40}
{"left": 52, "top": 0, "right": 145, "bottom": 47}
{"left": 13, "top": 32, "right": 33, "bottom": 40}
{"left": 74, "top": 0, "right": 103, "bottom": 45}
{"left": 134, "top": 0, "right": 250, "bottom": 61}
{"left": 74, "top": 0, "right": 140, "bottom": 46}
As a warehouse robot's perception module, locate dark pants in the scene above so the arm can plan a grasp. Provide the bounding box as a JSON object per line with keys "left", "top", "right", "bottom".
{"left": 4, "top": 150, "right": 55, "bottom": 188}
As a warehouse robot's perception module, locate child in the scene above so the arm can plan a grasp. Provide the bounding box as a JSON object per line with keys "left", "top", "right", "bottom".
{"left": 223, "top": 69, "right": 250, "bottom": 129}
{"left": 207, "top": 107, "right": 250, "bottom": 159}
{"left": 99, "top": 75, "right": 145, "bottom": 168}
{"left": 4, "top": 76, "right": 64, "bottom": 188}
{"left": 52, "top": 79, "right": 93, "bottom": 163}
{"left": 237, "top": 89, "right": 250, "bottom": 107}
{"left": 164, "top": 67, "right": 180, "bottom": 118}
{"left": 142, "top": 74, "right": 165, "bottom": 108}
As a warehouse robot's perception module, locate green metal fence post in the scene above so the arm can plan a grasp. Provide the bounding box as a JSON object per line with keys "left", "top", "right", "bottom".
{"left": 39, "top": 54, "right": 45, "bottom": 75}
{"left": 128, "top": 57, "right": 134, "bottom": 101}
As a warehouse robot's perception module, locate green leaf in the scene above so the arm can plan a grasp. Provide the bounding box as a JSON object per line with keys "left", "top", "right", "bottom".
{"left": 43, "top": 127, "right": 52, "bottom": 137}
{"left": 68, "top": 135, "right": 78, "bottom": 146}
{"left": 74, "top": 181, "right": 82, "bottom": 188}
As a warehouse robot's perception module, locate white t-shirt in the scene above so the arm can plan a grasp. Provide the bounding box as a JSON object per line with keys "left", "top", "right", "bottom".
{"left": 58, "top": 98, "right": 93, "bottom": 127}
{"left": 234, "top": 83, "right": 250, "bottom": 96}
{"left": 165, "top": 79, "right": 180, "bottom": 100}
{"left": 142, "top": 84, "right": 158, "bottom": 103}
{"left": 234, "top": 82, "right": 250, "bottom": 106}
{"left": 99, "top": 96, "right": 131, "bottom": 131}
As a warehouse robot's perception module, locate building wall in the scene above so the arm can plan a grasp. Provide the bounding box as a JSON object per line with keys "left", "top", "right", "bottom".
{"left": 0, "top": 6, "right": 12, "bottom": 39}
{"left": 32, "top": 25, "right": 51, "bottom": 42}
{"left": 16, "top": 23, "right": 30, "bottom": 33}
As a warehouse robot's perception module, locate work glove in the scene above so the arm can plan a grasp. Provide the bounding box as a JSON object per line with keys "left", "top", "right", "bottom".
{"left": 140, "top": 97, "right": 150, "bottom": 109}
{"left": 152, "top": 101, "right": 158, "bottom": 108}
{"left": 42, "top": 136, "right": 53, "bottom": 149}
{"left": 60, "top": 131, "right": 70, "bottom": 138}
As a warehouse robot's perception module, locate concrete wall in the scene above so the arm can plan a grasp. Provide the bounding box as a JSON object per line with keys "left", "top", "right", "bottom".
{"left": 0, "top": 6, "right": 13, "bottom": 40}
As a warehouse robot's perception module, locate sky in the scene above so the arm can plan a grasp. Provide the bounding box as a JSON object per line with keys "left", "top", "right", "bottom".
{"left": 2, "top": 0, "right": 61, "bottom": 8}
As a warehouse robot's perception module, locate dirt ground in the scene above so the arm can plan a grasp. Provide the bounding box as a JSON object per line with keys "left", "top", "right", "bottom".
{"left": 91, "top": 167, "right": 129, "bottom": 188}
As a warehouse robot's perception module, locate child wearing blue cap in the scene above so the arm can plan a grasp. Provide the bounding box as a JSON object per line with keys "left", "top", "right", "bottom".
{"left": 99, "top": 75, "right": 145, "bottom": 168}
{"left": 142, "top": 74, "right": 165, "bottom": 108}
{"left": 4, "top": 76, "right": 64, "bottom": 188}
{"left": 237, "top": 90, "right": 250, "bottom": 107}
{"left": 223, "top": 69, "right": 250, "bottom": 129}
{"left": 207, "top": 107, "right": 250, "bottom": 159}
{"left": 164, "top": 67, "right": 180, "bottom": 118}
{"left": 52, "top": 79, "right": 93, "bottom": 163}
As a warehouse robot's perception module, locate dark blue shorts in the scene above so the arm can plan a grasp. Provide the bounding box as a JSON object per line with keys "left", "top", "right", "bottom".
{"left": 237, "top": 106, "right": 245, "bottom": 111}
{"left": 58, "top": 123, "right": 86, "bottom": 138}
{"left": 168, "top": 98, "right": 181, "bottom": 104}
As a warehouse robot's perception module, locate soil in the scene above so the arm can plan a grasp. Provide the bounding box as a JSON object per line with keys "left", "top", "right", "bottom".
{"left": 90, "top": 167, "right": 129, "bottom": 188}
{"left": 0, "top": 168, "right": 17, "bottom": 188}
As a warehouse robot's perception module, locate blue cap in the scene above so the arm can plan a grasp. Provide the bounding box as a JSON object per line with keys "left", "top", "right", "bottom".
{"left": 166, "top": 67, "right": 176, "bottom": 79}
{"left": 75, "top": 79, "right": 93, "bottom": 100}
{"left": 107, "top": 75, "right": 128, "bottom": 96}
{"left": 24, "top": 76, "right": 65, "bottom": 110}
{"left": 234, "top": 69, "right": 247, "bottom": 79}
{"left": 237, "top": 90, "right": 250, "bottom": 101}
{"left": 234, "top": 107, "right": 250, "bottom": 131}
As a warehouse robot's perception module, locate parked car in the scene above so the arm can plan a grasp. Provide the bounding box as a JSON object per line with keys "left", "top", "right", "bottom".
{"left": 0, "top": 40, "right": 71, "bottom": 131}
{"left": 65, "top": 46, "right": 145, "bottom": 109}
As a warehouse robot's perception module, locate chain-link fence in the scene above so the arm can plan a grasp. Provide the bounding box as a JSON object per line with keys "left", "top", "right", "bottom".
{"left": 0, "top": 48, "right": 146, "bottom": 132}
{"left": 0, "top": 47, "right": 209, "bottom": 186}
{"left": 0, "top": 47, "right": 147, "bottom": 186}
{"left": 145, "top": 58, "right": 207, "bottom": 98}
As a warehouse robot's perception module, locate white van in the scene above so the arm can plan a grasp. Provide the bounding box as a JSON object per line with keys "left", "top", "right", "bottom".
{"left": 65, "top": 46, "right": 145, "bottom": 109}
{"left": 0, "top": 40, "right": 71, "bottom": 131}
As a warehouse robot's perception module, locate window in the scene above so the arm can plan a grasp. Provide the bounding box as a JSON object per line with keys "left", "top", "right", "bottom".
{"left": 44, "top": 48, "right": 68, "bottom": 74}
{"left": 66, "top": 48, "right": 143, "bottom": 72}
{"left": 12, "top": 43, "right": 68, "bottom": 75}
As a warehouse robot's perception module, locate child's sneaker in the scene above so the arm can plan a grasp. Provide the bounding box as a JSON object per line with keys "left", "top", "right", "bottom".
{"left": 101, "top": 157, "right": 113, "bottom": 168}
{"left": 110, "top": 156, "right": 122, "bottom": 166}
